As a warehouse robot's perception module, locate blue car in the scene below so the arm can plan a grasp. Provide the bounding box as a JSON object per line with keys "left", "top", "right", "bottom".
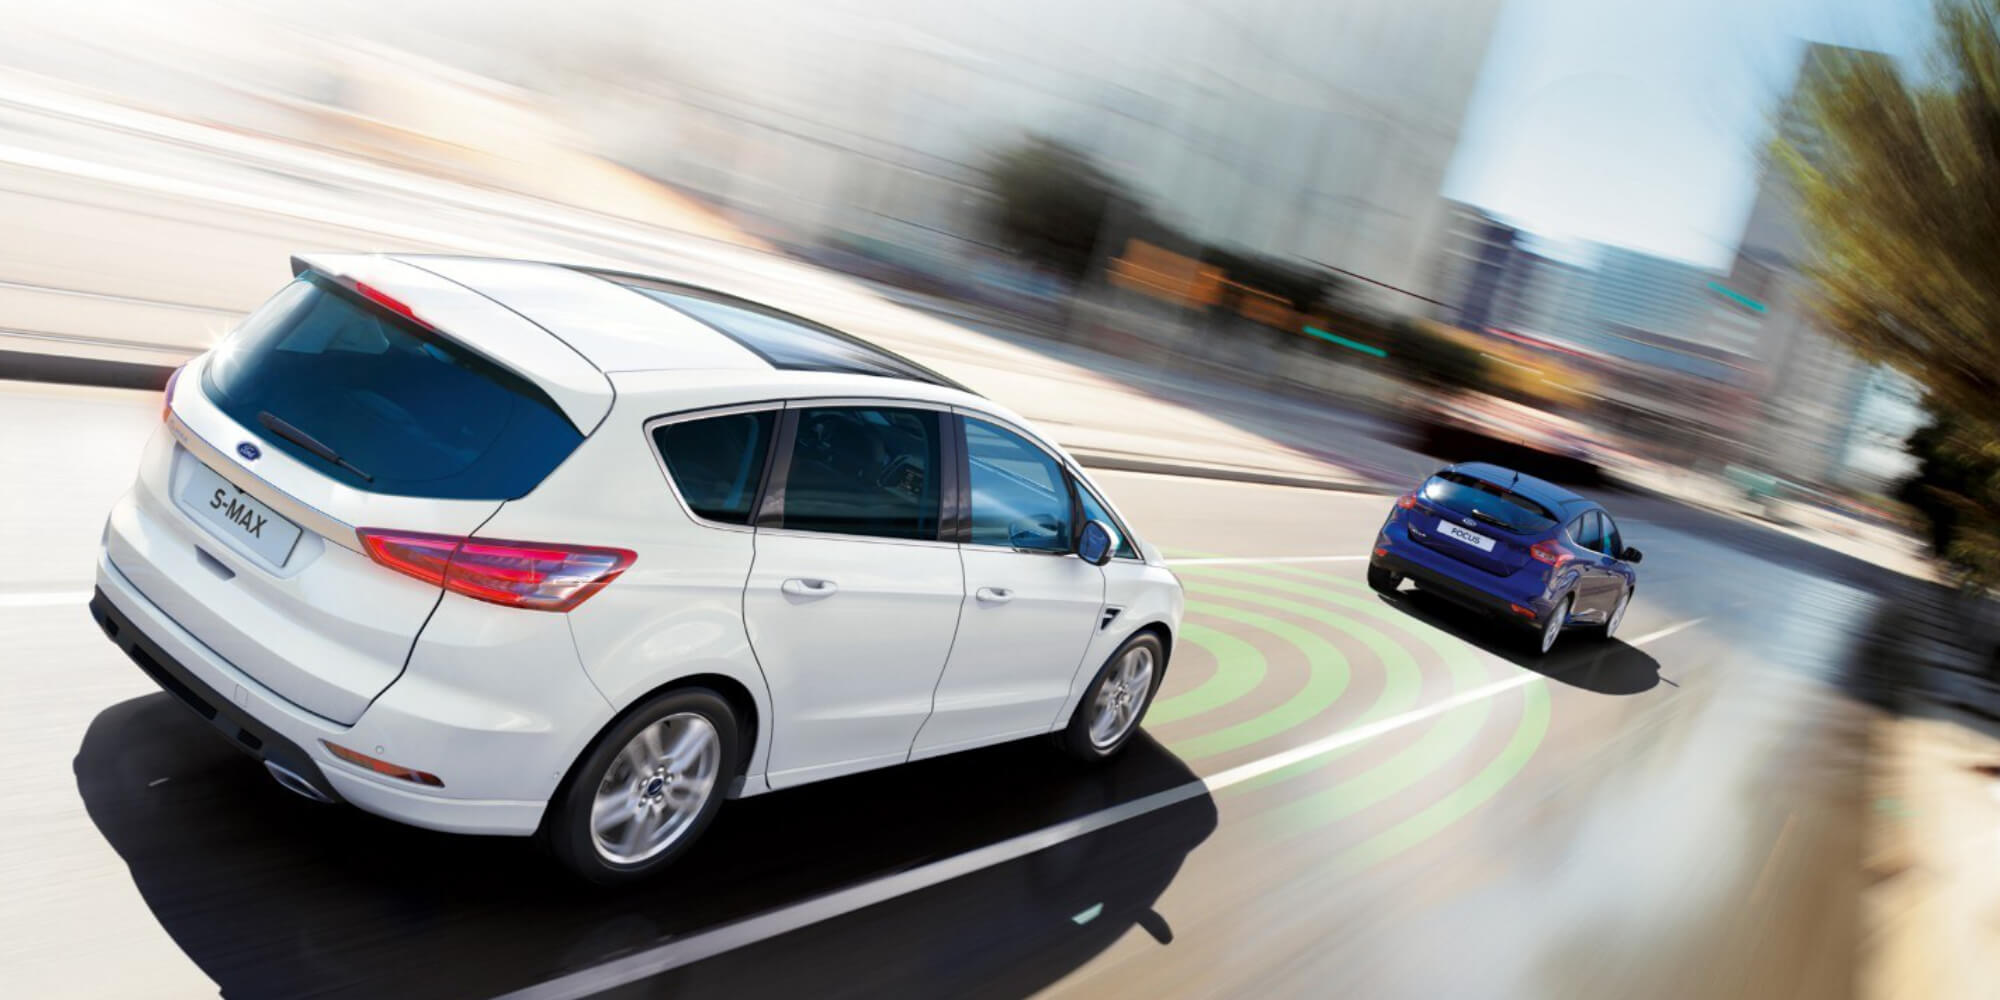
{"left": 1367, "top": 462, "right": 1642, "bottom": 655}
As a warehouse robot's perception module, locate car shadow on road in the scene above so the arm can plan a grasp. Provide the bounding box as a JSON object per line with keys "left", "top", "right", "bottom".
{"left": 75, "top": 693, "right": 1215, "bottom": 1000}
{"left": 1381, "top": 588, "right": 1666, "bottom": 695}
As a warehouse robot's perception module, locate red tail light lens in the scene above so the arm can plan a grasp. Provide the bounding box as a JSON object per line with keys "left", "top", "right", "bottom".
{"left": 161, "top": 364, "right": 184, "bottom": 423}
{"left": 1396, "top": 494, "right": 1418, "bottom": 510}
{"left": 356, "top": 529, "right": 635, "bottom": 612}
{"left": 1529, "top": 539, "right": 1571, "bottom": 567}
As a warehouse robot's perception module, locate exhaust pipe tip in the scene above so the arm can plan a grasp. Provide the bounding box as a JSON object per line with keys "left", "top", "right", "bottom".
{"left": 264, "top": 760, "right": 335, "bottom": 804}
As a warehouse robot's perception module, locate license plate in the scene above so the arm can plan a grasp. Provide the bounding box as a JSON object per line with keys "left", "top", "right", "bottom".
{"left": 1437, "top": 521, "right": 1496, "bottom": 551}
{"left": 176, "top": 458, "right": 303, "bottom": 567}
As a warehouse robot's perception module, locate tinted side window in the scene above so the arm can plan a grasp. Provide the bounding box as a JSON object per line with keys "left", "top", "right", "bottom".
{"left": 1602, "top": 514, "right": 1624, "bottom": 556}
{"left": 653, "top": 410, "right": 775, "bottom": 525}
{"left": 1075, "top": 481, "right": 1138, "bottom": 560}
{"left": 780, "top": 406, "right": 941, "bottom": 540}
{"left": 965, "top": 418, "right": 1071, "bottom": 552}
{"left": 1570, "top": 512, "right": 1602, "bottom": 552}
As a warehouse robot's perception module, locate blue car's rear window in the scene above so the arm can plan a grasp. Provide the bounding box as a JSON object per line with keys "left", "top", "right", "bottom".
{"left": 1420, "top": 471, "right": 1558, "bottom": 533}
{"left": 201, "top": 273, "right": 584, "bottom": 500}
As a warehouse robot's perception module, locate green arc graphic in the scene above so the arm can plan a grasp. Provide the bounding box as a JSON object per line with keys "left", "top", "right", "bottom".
{"left": 1175, "top": 566, "right": 1487, "bottom": 790}
{"left": 1147, "top": 622, "right": 1266, "bottom": 726}
{"left": 1163, "top": 600, "right": 1350, "bottom": 760}
{"left": 1147, "top": 560, "right": 1554, "bottom": 869}
{"left": 1333, "top": 680, "right": 1552, "bottom": 871}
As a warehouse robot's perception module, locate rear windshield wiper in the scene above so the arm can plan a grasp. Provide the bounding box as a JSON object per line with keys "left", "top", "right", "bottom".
{"left": 1464, "top": 507, "right": 1517, "bottom": 531}
{"left": 258, "top": 411, "right": 375, "bottom": 482}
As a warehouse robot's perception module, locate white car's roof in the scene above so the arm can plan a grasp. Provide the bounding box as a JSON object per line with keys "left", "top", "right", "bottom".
{"left": 289, "top": 253, "right": 972, "bottom": 431}
{"left": 403, "top": 256, "right": 771, "bottom": 374}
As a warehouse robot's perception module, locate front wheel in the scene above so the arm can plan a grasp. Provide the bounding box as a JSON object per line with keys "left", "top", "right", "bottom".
{"left": 1595, "top": 586, "right": 1631, "bottom": 641}
{"left": 542, "top": 687, "right": 740, "bottom": 884}
{"left": 1056, "top": 633, "right": 1166, "bottom": 762}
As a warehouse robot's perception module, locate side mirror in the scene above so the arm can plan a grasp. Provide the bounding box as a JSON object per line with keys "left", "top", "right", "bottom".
{"left": 1620, "top": 546, "right": 1643, "bottom": 564}
{"left": 1076, "top": 519, "right": 1119, "bottom": 566}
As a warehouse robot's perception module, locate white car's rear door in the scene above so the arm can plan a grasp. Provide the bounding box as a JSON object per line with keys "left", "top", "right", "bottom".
{"left": 742, "top": 403, "right": 963, "bottom": 787}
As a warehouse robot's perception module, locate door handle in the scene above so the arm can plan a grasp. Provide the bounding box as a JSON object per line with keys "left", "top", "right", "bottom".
{"left": 975, "top": 587, "right": 1014, "bottom": 604}
{"left": 780, "top": 578, "right": 838, "bottom": 598}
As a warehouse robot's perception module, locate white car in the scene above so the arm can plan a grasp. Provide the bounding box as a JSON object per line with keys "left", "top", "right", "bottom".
{"left": 91, "top": 254, "right": 1183, "bottom": 882}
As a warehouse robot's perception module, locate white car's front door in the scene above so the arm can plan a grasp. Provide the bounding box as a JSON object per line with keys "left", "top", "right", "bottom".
{"left": 912, "top": 416, "right": 1103, "bottom": 758}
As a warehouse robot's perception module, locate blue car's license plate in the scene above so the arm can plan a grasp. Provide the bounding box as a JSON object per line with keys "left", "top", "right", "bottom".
{"left": 1438, "top": 521, "right": 1495, "bottom": 552}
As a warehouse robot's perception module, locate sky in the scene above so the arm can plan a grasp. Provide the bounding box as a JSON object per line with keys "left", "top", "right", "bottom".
{"left": 1442, "top": 0, "right": 1936, "bottom": 269}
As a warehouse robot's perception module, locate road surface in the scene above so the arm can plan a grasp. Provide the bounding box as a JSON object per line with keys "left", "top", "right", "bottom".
{"left": 0, "top": 380, "right": 1905, "bottom": 1000}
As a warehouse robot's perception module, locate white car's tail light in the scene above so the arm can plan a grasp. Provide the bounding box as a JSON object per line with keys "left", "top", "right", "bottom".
{"left": 356, "top": 529, "right": 635, "bottom": 612}
{"left": 161, "top": 364, "right": 184, "bottom": 423}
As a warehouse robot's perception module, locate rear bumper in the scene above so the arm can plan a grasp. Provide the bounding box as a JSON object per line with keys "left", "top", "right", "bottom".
{"left": 92, "top": 554, "right": 551, "bottom": 836}
{"left": 91, "top": 586, "right": 343, "bottom": 804}
{"left": 1373, "top": 525, "right": 1555, "bottom": 624}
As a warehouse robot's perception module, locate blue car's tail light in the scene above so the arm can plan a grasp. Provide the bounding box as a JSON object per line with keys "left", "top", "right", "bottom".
{"left": 1529, "top": 539, "right": 1570, "bottom": 567}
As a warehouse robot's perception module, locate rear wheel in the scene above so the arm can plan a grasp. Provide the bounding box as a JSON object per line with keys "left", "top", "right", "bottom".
{"left": 542, "top": 687, "right": 739, "bottom": 884}
{"left": 1056, "top": 633, "right": 1165, "bottom": 762}
{"left": 1366, "top": 563, "right": 1402, "bottom": 596}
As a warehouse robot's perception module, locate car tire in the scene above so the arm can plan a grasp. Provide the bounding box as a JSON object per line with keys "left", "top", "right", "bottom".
{"left": 1366, "top": 563, "right": 1401, "bottom": 596}
{"left": 541, "top": 687, "right": 740, "bottom": 885}
{"left": 1527, "top": 594, "right": 1572, "bottom": 657}
{"left": 1055, "top": 632, "right": 1167, "bottom": 762}
{"left": 1592, "top": 585, "right": 1632, "bottom": 642}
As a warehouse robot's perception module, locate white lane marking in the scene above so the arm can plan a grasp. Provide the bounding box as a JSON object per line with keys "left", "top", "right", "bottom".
{"left": 0, "top": 590, "right": 90, "bottom": 608}
{"left": 496, "top": 617, "right": 1708, "bottom": 1000}
{"left": 1624, "top": 618, "right": 1703, "bottom": 647}
{"left": 1166, "top": 555, "right": 1367, "bottom": 565}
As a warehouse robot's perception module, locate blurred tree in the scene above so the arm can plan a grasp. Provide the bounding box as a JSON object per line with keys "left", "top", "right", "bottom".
{"left": 984, "top": 137, "right": 1135, "bottom": 282}
{"left": 1897, "top": 412, "right": 2000, "bottom": 583}
{"left": 1783, "top": 1, "right": 2000, "bottom": 583}
{"left": 1389, "top": 317, "right": 1488, "bottom": 393}
{"left": 1199, "top": 246, "right": 1343, "bottom": 313}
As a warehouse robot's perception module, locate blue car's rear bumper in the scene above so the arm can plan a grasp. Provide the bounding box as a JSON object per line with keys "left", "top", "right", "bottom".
{"left": 1372, "top": 520, "right": 1557, "bottom": 624}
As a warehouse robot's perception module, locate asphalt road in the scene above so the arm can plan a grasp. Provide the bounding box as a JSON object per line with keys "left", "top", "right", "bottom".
{"left": 0, "top": 380, "right": 1909, "bottom": 1000}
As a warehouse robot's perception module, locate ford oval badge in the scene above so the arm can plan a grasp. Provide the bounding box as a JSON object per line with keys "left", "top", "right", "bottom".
{"left": 237, "top": 441, "right": 261, "bottom": 461}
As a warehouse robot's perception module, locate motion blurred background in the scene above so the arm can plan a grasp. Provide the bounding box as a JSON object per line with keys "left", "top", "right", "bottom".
{"left": 0, "top": 0, "right": 1955, "bottom": 532}
{"left": 6, "top": 0, "right": 2000, "bottom": 996}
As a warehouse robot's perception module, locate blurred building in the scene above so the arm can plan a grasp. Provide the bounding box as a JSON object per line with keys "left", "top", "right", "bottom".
{"left": 1428, "top": 201, "right": 1522, "bottom": 331}
{"left": 1581, "top": 246, "right": 1712, "bottom": 351}
{"left": 1719, "top": 42, "right": 1923, "bottom": 491}
{"left": 1428, "top": 201, "right": 1588, "bottom": 341}
{"left": 606, "top": 0, "right": 1503, "bottom": 307}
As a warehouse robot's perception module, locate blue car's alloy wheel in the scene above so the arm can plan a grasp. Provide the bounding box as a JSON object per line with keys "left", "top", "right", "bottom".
{"left": 1537, "top": 595, "right": 1571, "bottom": 655}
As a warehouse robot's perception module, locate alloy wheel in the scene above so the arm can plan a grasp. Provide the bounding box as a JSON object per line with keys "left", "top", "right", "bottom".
{"left": 1540, "top": 597, "right": 1569, "bottom": 654}
{"left": 589, "top": 712, "right": 721, "bottom": 865}
{"left": 1089, "top": 645, "right": 1156, "bottom": 748}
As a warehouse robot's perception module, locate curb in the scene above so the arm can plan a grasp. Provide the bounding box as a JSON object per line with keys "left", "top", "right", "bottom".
{"left": 1066, "top": 450, "right": 1391, "bottom": 494}
{"left": 0, "top": 350, "right": 173, "bottom": 391}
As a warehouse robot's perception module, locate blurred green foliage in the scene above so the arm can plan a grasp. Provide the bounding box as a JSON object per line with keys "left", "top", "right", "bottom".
{"left": 985, "top": 136, "right": 1127, "bottom": 282}
{"left": 1389, "top": 317, "right": 1489, "bottom": 394}
{"left": 1785, "top": 1, "right": 2000, "bottom": 585}
{"left": 984, "top": 135, "right": 1346, "bottom": 313}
